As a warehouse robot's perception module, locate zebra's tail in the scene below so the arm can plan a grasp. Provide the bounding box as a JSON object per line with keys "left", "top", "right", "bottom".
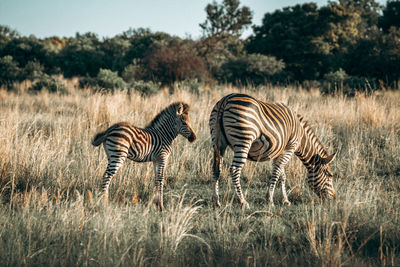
{"left": 92, "top": 130, "right": 108, "bottom": 146}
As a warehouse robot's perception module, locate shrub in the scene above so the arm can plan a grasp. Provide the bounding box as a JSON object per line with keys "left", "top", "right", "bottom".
{"left": 130, "top": 80, "right": 160, "bottom": 96}
{"left": 78, "top": 76, "right": 98, "bottom": 89}
{"left": 121, "top": 60, "right": 147, "bottom": 83}
{"left": 96, "top": 68, "right": 127, "bottom": 91}
{"left": 221, "top": 54, "right": 285, "bottom": 85}
{"left": 143, "top": 40, "right": 207, "bottom": 88}
{"left": 322, "top": 68, "right": 379, "bottom": 96}
{"left": 175, "top": 78, "right": 204, "bottom": 94}
{"left": 30, "top": 73, "right": 67, "bottom": 93}
{"left": 22, "top": 61, "right": 45, "bottom": 80}
{"left": 323, "top": 68, "right": 349, "bottom": 83}
{"left": 0, "top": 55, "right": 21, "bottom": 89}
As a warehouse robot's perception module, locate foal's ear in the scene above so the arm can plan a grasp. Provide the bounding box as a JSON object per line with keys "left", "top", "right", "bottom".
{"left": 322, "top": 152, "right": 336, "bottom": 165}
{"left": 176, "top": 103, "right": 189, "bottom": 115}
{"left": 176, "top": 103, "right": 183, "bottom": 115}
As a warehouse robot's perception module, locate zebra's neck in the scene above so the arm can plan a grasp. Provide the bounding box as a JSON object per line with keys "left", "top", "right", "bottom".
{"left": 145, "top": 116, "right": 178, "bottom": 145}
{"left": 294, "top": 115, "right": 328, "bottom": 169}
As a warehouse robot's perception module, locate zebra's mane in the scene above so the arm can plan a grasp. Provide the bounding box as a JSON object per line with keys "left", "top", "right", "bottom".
{"left": 296, "top": 114, "right": 329, "bottom": 158}
{"left": 146, "top": 102, "right": 190, "bottom": 128}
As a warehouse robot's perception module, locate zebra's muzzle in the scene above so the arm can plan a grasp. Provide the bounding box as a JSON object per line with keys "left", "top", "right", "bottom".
{"left": 188, "top": 132, "right": 197, "bottom": 143}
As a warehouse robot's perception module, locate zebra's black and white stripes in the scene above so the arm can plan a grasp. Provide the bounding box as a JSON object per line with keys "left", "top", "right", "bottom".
{"left": 209, "top": 93, "right": 336, "bottom": 208}
{"left": 92, "top": 102, "right": 196, "bottom": 211}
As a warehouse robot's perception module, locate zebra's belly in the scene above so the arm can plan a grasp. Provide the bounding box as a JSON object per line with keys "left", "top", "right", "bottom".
{"left": 247, "top": 135, "right": 272, "bottom": 162}
{"left": 127, "top": 147, "right": 152, "bottom": 162}
{"left": 127, "top": 155, "right": 151, "bottom": 162}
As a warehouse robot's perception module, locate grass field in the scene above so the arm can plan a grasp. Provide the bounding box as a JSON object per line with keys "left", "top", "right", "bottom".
{"left": 0, "top": 84, "right": 399, "bottom": 266}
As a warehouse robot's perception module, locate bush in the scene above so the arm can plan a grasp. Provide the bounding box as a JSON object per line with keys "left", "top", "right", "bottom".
{"left": 323, "top": 68, "right": 349, "bottom": 83}
{"left": 322, "top": 69, "right": 379, "bottom": 96}
{"left": 129, "top": 80, "right": 160, "bottom": 96}
{"left": 96, "top": 68, "right": 127, "bottom": 91}
{"left": 22, "top": 61, "right": 44, "bottom": 80}
{"left": 78, "top": 76, "right": 98, "bottom": 89}
{"left": 174, "top": 78, "right": 204, "bottom": 94}
{"left": 221, "top": 54, "right": 285, "bottom": 85}
{"left": 121, "top": 60, "right": 147, "bottom": 83}
{"left": 30, "top": 73, "right": 67, "bottom": 93}
{"left": 0, "top": 55, "right": 21, "bottom": 89}
{"left": 143, "top": 40, "right": 207, "bottom": 87}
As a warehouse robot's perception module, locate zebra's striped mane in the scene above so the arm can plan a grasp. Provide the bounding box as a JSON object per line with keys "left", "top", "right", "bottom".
{"left": 296, "top": 113, "right": 329, "bottom": 159}
{"left": 146, "top": 102, "right": 190, "bottom": 128}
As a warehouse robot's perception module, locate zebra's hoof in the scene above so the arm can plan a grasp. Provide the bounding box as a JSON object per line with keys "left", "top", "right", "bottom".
{"left": 213, "top": 200, "right": 221, "bottom": 209}
{"left": 101, "top": 194, "right": 109, "bottom": 205}
{"left": 241, "top": 201, "right": 250, "bottom": 210}
{"left": 283, "top": 200, "right": 291, "bottom": 206}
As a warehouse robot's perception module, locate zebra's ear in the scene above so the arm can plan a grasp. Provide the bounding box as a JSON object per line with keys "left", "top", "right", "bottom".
{"left": 322, "top": 152, "right": 336, "bottom": 165}
{"left": 176, "top": 103, "right": 184, "bottom": 115}
{"left": 176, "top": 103, "right": 189, "bottom": 115}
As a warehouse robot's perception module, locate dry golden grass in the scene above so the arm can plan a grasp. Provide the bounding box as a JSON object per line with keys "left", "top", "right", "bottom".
{"left": 0, "top": 85, "right": 399, "bottom": 266}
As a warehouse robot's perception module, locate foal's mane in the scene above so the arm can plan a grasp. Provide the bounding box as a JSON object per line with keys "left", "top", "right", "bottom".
{"left": 146, "top": 102, "right": 190, "bottom": 128}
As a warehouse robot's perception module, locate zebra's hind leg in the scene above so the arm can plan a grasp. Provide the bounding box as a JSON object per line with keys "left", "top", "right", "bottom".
{"left": 212, "top": 146, "right": 226, "bottom": 208}
{"left": 230, "top": 146, "right": 251, "bottom": 209}
{"left": 100, "top": 155, "right": 127, "bottom": 202}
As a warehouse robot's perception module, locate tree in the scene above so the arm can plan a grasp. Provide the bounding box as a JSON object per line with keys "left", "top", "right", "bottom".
{"left": 0, "top": 36, "right": 51, "bottom": 70}
{"left": 200, "top": 0, "right": 252, "bottom": 38}
{"left": 58, "top": 32, "right": 105, "bottom": 77}
{"left": 121, "top": 28, "right": 172, "bottom": 68}
{"left": 345, "top": 26, "right": 400, "bottom": 82}
{"left": 221, "top": 54, "right": 285, "bottom": 85}
{"left": 335, "top": 0, "right": 382, "bottom": 28}
{"left": 143, "top": 40, "right": 206, "bottom": 92}
{"left": 0, "top": 25, "right": 19, "bottom": 50}
{"left": 379, "top": 1, "right": 400, "bottom": 32}
{"left": 247, "top": 2, "right": 365, "bottom": 81}
{"left": 0, "top": 55, "right": 21, "bottom": 88}
{"left": 0, "top": 25, "right": 19, "bottom": 39}
{"left": 198, "top": 0, "right": 252, "bottom": 79}
{"left": 101, "top": 36, "right": 131, "bottom": 73}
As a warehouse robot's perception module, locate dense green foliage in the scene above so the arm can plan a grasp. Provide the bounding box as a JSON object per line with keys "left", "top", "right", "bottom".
{"left": 0, "top": 0, "right": 399, "bottom": 92}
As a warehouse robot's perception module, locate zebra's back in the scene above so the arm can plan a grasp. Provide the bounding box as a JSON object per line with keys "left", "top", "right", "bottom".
{"left": 93, "top": 122, "right": 154, "bottom": 162}
{"left": 210, "top": 93, "right": 299, "bottom": 162}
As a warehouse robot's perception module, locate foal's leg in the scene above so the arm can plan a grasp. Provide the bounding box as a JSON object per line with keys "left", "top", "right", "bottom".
{"left": 153, "top": 154, "right": 169, "bottom": 211}
{"left": 100, "top": 141, "right": 128, "bottom": 203}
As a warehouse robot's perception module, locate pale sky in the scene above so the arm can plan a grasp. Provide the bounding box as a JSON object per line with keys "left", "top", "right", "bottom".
{"left": 0, "top": 0, "right": 387, "bottom": 39}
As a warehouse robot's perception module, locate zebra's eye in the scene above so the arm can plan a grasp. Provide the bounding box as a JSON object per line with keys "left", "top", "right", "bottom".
{"left": 180, "top": 117, "right": 188, "bottom": 126}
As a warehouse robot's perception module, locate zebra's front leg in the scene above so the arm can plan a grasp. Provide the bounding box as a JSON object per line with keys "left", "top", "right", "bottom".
{"left": 280, "top": 171, "right": 291, "bottom": 206}
{"left": 267, "top": 145, "right": 296, "bottom": 205}
{"left": 153, "top": 155, "right": 168, "bottom": 212}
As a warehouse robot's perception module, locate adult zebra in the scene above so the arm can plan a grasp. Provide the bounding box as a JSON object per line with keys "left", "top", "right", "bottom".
{"left": 209, "top": 93, "right": 336, "bottom": 208}
{"left": 92, "top": 102, "right": 196, "bottom": 211}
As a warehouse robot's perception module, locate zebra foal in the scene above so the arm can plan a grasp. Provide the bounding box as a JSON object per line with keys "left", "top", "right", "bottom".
{"left": 209, "top": 93, "right": 336, "bottom": 208}
{"left": 92, "top": 102, "right": 196, "bottom": 211}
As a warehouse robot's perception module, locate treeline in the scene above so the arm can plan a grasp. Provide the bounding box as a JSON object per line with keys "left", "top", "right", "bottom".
{"left": 0, "top": 0, "right": 399, "bottom": 95}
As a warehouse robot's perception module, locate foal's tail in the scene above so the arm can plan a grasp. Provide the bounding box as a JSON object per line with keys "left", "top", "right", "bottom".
{"left": 92, "top": 130, "right": 108, "bottom": 146}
